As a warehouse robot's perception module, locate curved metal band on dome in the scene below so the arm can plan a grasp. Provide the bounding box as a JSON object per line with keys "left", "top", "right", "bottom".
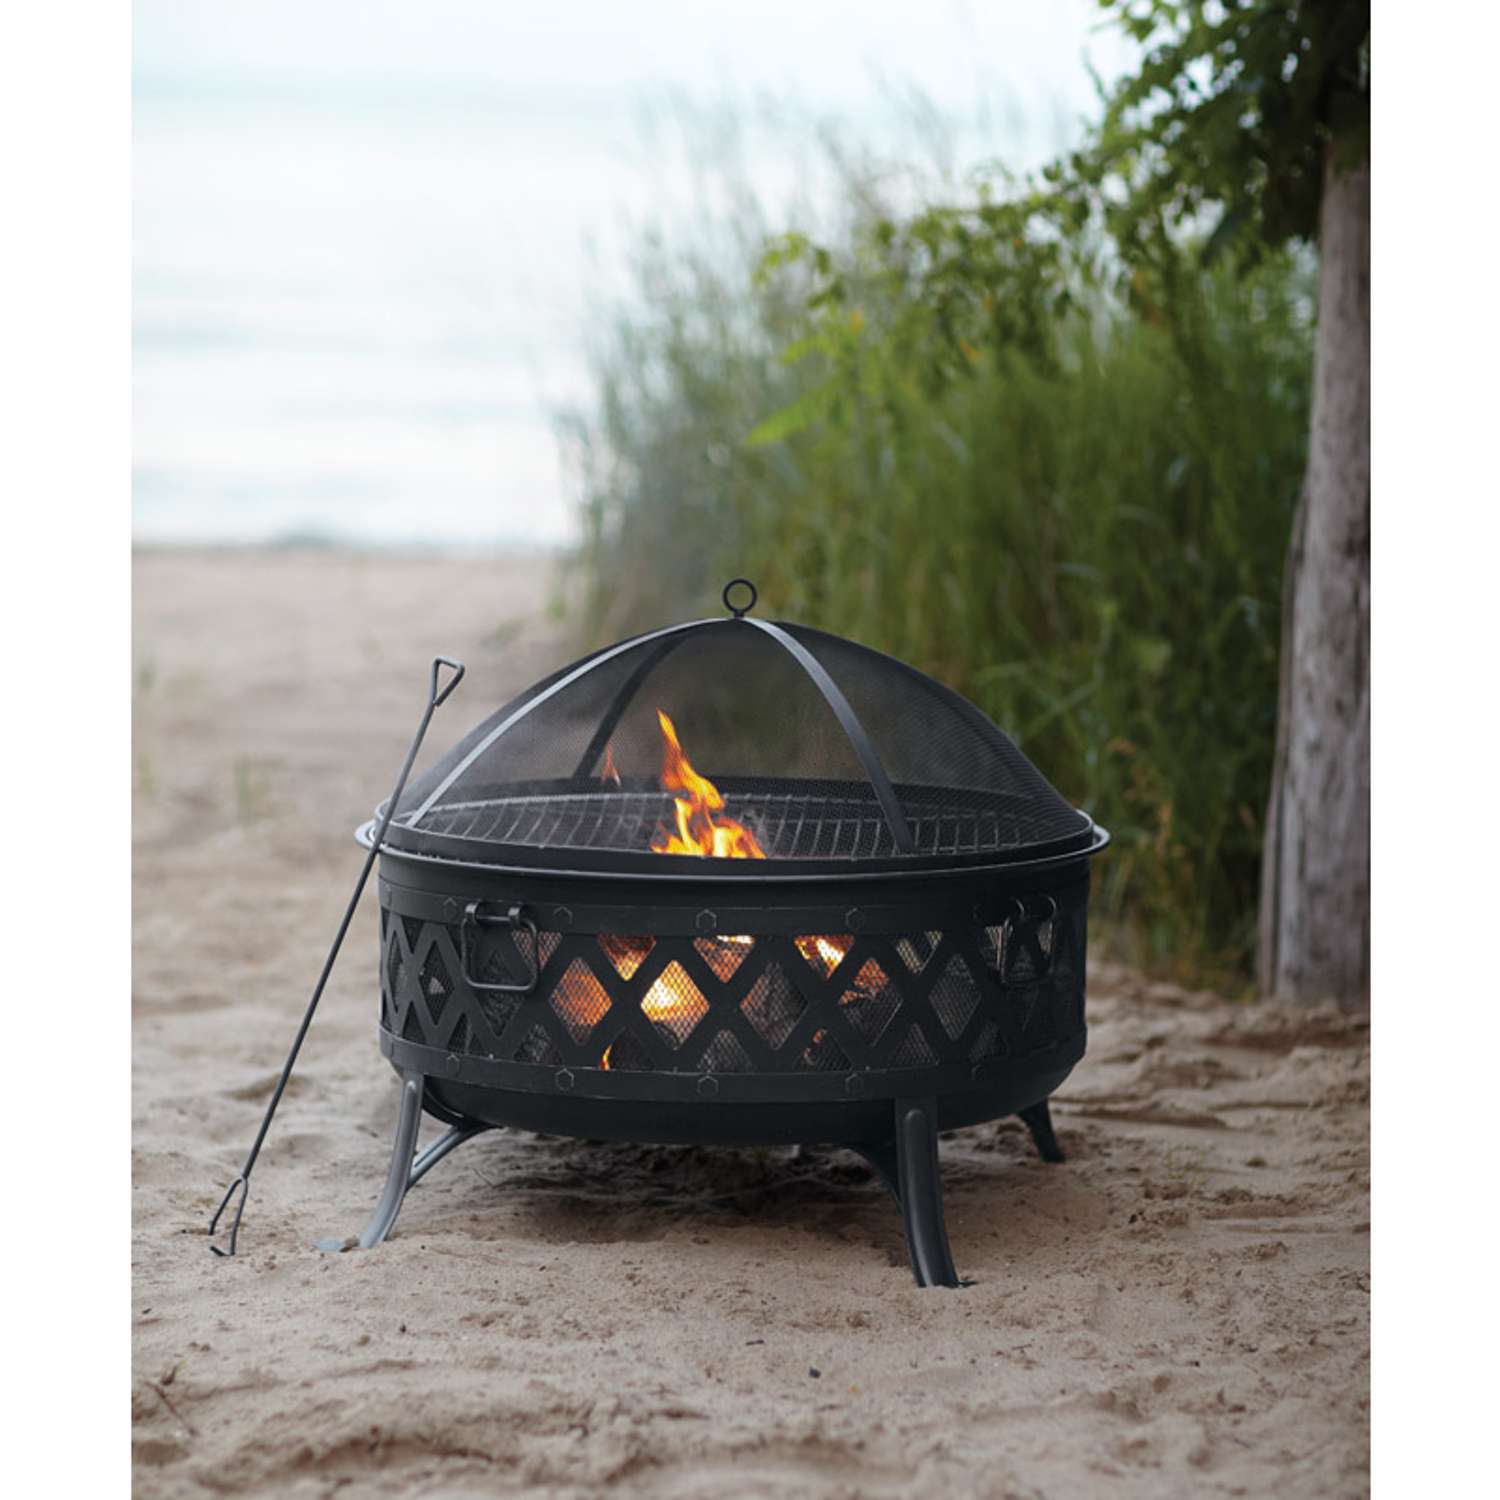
{"left": 744, "top": 618, "right": 916, "bottom": 855}
{"left": 570, "top": 631, "right": 689, "bottom": 779}
{"left": 404, "top": 618, "right": 720, "bottom": 824}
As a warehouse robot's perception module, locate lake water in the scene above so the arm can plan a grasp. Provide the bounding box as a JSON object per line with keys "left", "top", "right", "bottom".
{"left": 133, "top": 5, "right": 1120, "bottom": 550}
{"left": 133, "top": 78, "right": 623, "bottom": 549}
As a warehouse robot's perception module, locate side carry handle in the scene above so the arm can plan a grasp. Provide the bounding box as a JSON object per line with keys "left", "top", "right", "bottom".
{"left": 460, "top": 901, "right": 541, "bottom": 995}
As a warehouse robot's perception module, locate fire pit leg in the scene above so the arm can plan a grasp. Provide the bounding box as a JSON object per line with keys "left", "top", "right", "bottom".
{"left": 852, "top": 1098, "right": 962, "bottom": 1288}
{"left": 850, "top": 1101, "right": 959, "bottom": 1287}
{"left": 408, "top": 1121, "right": 489, "bottom": 1188}
{"left": 1017, "top": 1099, "right": 1065, "bottom": 1163}
{"left": 356, "top": 1070, "right": 426, "bottom": 1249}
{"left": 1014, "top": 1098, "right": 1062, "bottom": 1164}
{"left": 323, "top": 1077, "right": 492, "bottom": 1252}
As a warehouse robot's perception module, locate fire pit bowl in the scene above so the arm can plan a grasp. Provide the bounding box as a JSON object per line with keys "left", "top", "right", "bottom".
{"left": 348, "top": 582, "right": 1108, "bottom": 1285}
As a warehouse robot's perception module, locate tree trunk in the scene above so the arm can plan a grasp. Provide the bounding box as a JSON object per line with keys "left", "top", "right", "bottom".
{"left": 1256, "top": 146, "right": 1370, "bottom": 1005}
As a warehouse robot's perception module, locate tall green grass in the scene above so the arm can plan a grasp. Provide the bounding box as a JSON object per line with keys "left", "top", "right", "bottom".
{"left": 560, "top": 149, "right": 1313, "bottom": 988}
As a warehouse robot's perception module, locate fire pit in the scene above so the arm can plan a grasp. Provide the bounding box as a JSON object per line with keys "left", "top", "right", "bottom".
{"left": 347, "top": 581, "right": 1107, "bottom": 1285}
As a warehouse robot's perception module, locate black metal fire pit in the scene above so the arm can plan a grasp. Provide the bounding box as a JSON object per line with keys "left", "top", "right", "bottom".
{"left": 210, "top": 580, "right": 1107, "bottom": 1285}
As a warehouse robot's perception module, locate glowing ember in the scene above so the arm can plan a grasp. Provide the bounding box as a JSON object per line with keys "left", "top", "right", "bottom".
{"left": 650, "top": 711, "right": 767, "bottom": 860}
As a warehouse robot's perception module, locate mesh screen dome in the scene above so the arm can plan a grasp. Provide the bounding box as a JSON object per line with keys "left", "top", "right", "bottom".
{"left": 382, "top": 614, "right": 1096, "bottom": 875}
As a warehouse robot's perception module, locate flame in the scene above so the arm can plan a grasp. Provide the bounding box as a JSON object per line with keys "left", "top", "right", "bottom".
{"left": 794, "top": 934, "right": 852, "bottom": 974}
{"left": 564, "top": 714, "right": 771, "bottom": 1068}
{"left": 649, "top": 711, "right": 766, "bottom": 859}
{"left": 599, "top": 741, "right": 621, "bottom": 786}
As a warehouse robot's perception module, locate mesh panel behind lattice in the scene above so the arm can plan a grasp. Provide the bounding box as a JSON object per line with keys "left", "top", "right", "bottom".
{"left": 840, "top": 959, "right": 901, "bottom": 1045}
{"left": 741, "top": 963, "right": 805, "bottom": 1049}
{"left": 641, "top": 962, "right": 708, "bottom": 1047}
{"left": 887, "top": 1023, "right": 937, "bottom": 1069}
{"left": 599, "top": 934, "right": 653, "bottom": 979}
{"left": 798, "top": 1029, "right": 850, "bottom": 1071}
{"left": 550, "top": 959, "right": 612, "bottom": 1042}
{"left": 969, "top": 1019, "right": 1005, "bottom": 1062}
{"left": 699, "top": 1029, "right": 753, "bottom": 1073}
{"left": 449, "top": 1014, "right": 471, "bottom": 1055}
{"left": 421, "top": 947, "right": 453, "bottom": 1024}
{"left": 1006, "top": 929, "right": 1045, "bottom": 985}
{"left": 927, "top": 955, "right": 980, "bottom": 1039}
{"left": 695, "top": 934, "right": 755, "bottom": 981}
{"left": 514, "top": 1024, "right": 562, "bottom": 1066}
{"left": 387, "top": 939, "right": 406, "bottom": 1007}
{"left": 476, "top": 991, "right": 520, "bottom": 1041}
{"left": 605, "top": 1032, "right": 654, "bottom": 1071}
{"left": 895, "top": 931, "right": 943, "bottom": 974}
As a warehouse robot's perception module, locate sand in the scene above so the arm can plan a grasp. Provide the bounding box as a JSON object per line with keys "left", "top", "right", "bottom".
{"left": 132, "top": 549, "right": 1370, "bottom": 1498}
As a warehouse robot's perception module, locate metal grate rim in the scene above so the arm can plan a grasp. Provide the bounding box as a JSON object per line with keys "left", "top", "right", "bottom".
{"left": 403, "top": 790, "right": 1040, "bottom": 861}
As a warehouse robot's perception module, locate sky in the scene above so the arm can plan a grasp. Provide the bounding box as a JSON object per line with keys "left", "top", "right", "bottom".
{"left": 133, "top": 1, "right": 1132, "bottom": 549}
{"left": 136, "top": 1, "right": 1126, "bottom": 108}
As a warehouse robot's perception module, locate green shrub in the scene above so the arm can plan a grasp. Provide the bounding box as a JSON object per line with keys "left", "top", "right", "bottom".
{"left": 560, "top": 145, "right": 1312, "bottom": 988}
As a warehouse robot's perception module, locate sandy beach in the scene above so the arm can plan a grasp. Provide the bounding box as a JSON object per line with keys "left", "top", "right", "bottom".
{"left": 132, "top": 549, "right": 1369, "bottom": 1498}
